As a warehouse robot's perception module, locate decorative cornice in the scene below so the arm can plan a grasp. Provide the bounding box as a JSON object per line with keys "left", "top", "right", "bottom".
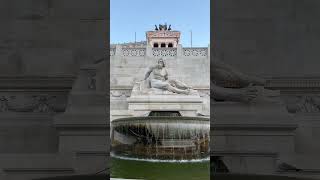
{"left": 146, "top": 31, "right": 180, "bottom": 38}
{"left": 0, "top": 76, "right": 75, "bottom": 91}
{"left": 266, "top": 77, "right": 320, "bottom": 89}
{"left": 216, "top": 77, "right": 320, "bottom": 92}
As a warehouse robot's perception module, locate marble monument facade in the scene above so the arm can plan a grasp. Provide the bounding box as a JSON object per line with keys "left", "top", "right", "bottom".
{"left": 110, "top": 43, "right": 211, "bottom": 120}
{"left": 1, "top": 1, "right": 320, "bottom": 179}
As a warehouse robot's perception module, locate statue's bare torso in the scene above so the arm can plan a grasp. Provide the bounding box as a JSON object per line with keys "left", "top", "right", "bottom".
{"left": 151, "top": 66, "right": 167, "bottom": 81}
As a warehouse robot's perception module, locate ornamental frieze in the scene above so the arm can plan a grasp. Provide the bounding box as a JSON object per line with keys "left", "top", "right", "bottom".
{"left": 285, "top": 95, "right": 320, "bottom": 113}
{"left": 0, "top": 94, "right": 67, "bottom": 113}
{"left": 146, "top": 31, "right": 180, "bottom": 38}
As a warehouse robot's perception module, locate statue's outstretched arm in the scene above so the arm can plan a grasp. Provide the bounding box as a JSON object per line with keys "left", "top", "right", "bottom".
{"left": 144, "top": 67, "right": 153, "bottom": 80}
{"left": 213, "top": 60, "right": 265, "bottom": 86}
{"left": 164, "top": 69, "right": 168, "bottom": 80}
{"left": 211, "top": 82, "right": 238, "bottom": 101}
{"left": 211, "top": 81, "right": 258, "bottom": 102}
{"left": 213, "top": 60, "right": 248, "bottom": 81}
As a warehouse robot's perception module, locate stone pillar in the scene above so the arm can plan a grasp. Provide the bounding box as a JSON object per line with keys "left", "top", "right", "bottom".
{"left": 211, "top": 89, "right": 298, "bottom": 174}
{"left": 177, "top": 44, "right": 183, "bottom": 57}
{"left": 54, "top": 63, "right": 108, "bottom": 174}
{"left": 146, "top": 44, "right": 153, "bottom": 57}
{"left": 115, "top": 44, "right": 122, "bottom": 57}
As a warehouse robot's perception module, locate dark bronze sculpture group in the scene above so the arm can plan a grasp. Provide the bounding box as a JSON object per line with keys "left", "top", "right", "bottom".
{"left": 155, "top": 23, "right": 172, "bottom": 31}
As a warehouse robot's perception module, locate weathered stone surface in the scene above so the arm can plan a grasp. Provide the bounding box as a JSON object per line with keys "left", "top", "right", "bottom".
{"left": 0, "top": 0, "right": 107, "bottom": 179}
{"left": 127, "top": 94, "right": 203, "bottom": 117}
{"left": 212, "top": 0, "right": 320, "bottom": 177}
{"left": 214, "top": 0, "right": 320, "bottom": 76}
{"left": 110, "top": 45, "right": 210, "bottom": 120}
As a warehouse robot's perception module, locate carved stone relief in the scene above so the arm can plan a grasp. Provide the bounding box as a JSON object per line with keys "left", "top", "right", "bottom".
{"left": 0, "top": 94, "right": 67, "bottom": 113}
{"left": 286, "top": 95, "right": 320, "bottom": 113}
{"left": 32, "top": 95, "right": 55, "bottom": 113}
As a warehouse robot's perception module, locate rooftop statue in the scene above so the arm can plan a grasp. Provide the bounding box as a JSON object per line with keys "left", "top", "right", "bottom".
{"left": 157, "top": 23, "right": 171, "bottom": 31}
{"left": 211, "top": 57, "right": 266, "bottom": 103}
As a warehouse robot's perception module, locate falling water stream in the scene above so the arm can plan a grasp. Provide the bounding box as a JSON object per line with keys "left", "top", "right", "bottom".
{"left": 111, "top": 112, "right": 210, "bottom": 179}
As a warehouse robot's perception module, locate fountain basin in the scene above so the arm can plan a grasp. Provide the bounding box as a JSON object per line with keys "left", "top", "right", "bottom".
{"left": 111, "top": 116, "right": 210, "bottom": 161}
{"left": 34, "top": 174, "right": 316, "bottom": 180}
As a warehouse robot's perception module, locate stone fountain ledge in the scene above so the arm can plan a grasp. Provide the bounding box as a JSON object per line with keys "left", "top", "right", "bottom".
{"left": 111, "top": 179, "right": 143, "bottom": 180}
{"left": 125, "top": 81, "right": 205, "bottom": 117}
{"left": 127, "top": 94, "right": 203, "bottom": 117}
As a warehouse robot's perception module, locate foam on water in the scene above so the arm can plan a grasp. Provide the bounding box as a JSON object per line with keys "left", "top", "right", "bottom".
{"left": 111, "top": 152, "right": 210, "bottom": 163}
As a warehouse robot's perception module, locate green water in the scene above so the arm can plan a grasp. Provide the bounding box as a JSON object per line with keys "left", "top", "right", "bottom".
{"left": 111, "top": 157, "right": 210, "bottom": 180}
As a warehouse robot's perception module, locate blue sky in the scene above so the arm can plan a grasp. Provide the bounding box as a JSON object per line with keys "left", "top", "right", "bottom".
{"left": 111, "top": 0, "right": 210, "bottom": 47}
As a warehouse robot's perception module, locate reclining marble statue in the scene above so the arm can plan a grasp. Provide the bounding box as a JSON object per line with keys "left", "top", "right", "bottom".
{"left": 211, "top": 58, "right": 268, "bottom": 103}
{"left": 140, "top": 58, "right": 195, "bottom": 95}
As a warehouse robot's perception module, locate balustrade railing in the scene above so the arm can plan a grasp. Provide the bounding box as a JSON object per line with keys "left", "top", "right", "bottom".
{"left": 183, "top": 48, "right": 208, "bottom": 57}
{"left": 122, "top": 48, "right": 146, "bottom": 57}
{"left": 109, "top": 47, "right": 209, "bottom": 58}
{"left": 152, "top": 48, "right": 177, "bottom": 57}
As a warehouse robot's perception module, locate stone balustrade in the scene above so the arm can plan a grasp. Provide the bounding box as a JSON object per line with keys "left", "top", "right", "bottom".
{"left": 122, "top": 48, "right": 146, "bottom": 57}
{"left": 152, "top": 48, "right": 177, "bottom": 57}
{"left": 183, "top": 47, "right": 208, "bottom": 57}
{"left": 109, "top": 45, "right": 209, "bottom": 58}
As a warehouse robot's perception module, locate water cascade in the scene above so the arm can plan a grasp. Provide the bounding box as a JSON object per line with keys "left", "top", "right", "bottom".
{"left": 111, "top": 112, "right": 210, "bottom": 161}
